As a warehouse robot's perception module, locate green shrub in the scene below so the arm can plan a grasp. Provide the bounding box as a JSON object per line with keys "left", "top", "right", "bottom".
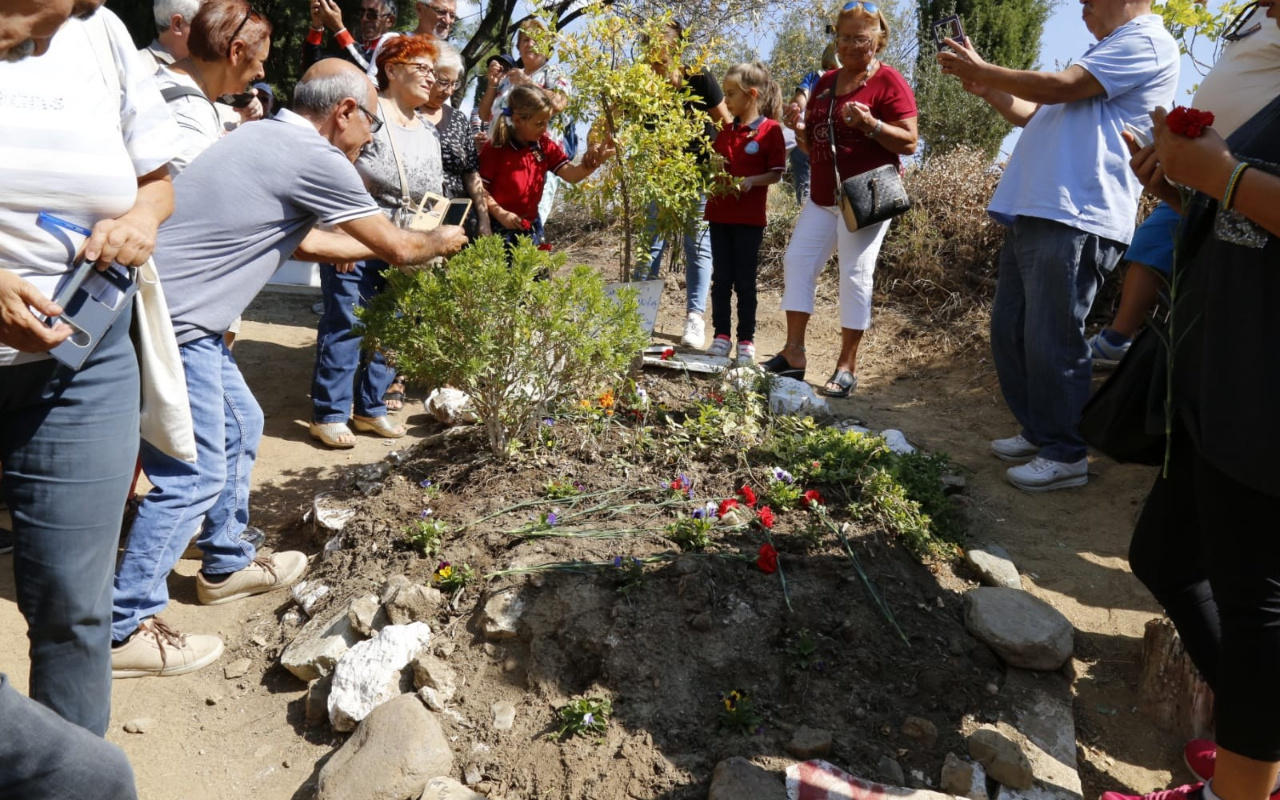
{"left": 359, "top": 236, "right": 649, "bottom": 457}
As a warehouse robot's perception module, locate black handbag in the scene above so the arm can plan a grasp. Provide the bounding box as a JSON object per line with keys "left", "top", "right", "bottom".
{"left": 827, "top": 87, "right": 910, "bottom": 232}
{"left": 1078, "top": 327, "right": 1167, "bottom": 466}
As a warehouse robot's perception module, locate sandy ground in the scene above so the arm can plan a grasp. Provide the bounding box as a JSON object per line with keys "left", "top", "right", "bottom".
{"left": 0, "top": 273, "right": 1185, "bottom": 800}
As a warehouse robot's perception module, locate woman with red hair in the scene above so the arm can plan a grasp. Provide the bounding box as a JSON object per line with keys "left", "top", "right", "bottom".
{"left": 310, "top": 34, "right": 445, "bottom": 447}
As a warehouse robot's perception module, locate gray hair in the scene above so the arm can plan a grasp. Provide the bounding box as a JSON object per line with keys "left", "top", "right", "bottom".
{"left": 375, "top": 0, "right": 399, "bottom": 17}
{"left": 433, "top": 40, "right": 463, "bottom": 77}
{"left": 293, "top": 71, "right": 372, "bottom": 117}
{"left": 154, "top": 0, "right": 202, "bottom": 30}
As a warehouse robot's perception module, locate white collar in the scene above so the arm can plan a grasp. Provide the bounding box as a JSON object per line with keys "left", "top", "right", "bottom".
{"left": 274, "top": 108, "right": 319, "bottom": 130}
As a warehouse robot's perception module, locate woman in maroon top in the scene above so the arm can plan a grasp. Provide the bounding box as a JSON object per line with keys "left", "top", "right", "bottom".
{"left": 765, "top": 1, "right": 918, "bottom": 398}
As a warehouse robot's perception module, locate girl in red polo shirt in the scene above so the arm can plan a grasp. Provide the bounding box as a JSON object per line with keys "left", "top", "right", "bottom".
{"left": 704, "top": 62, "right": 787, "bottom": 364}
{"left": 480, "top": 85, "right": 613, "bottom": 248}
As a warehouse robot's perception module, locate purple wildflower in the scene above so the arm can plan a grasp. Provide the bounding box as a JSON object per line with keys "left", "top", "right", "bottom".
{"left": 613, "top": 555, "right": 623, "bottom": 568}
{"left": 419, "top": 479, "right": 432, "bottom": 488}
{"left": 582, "top": 712, "right": 595, "bottom": 726}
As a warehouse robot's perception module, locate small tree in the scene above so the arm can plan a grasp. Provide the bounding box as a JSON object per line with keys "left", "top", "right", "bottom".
{"left": 556, "top": 12, "right": 721, "bottom": 282}
{"left": 1155, "top": 0, "right": 1248, "bottom": 81}
{"left": 358, "top": 237, "right": 648, "bottom": 458}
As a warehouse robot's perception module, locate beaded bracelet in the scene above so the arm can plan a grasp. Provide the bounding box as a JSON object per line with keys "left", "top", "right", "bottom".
{"left": 1222, "top": 162, "right": 1251, "bottom": 211}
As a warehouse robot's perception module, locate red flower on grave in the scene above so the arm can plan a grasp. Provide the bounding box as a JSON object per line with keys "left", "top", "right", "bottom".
{"left": 537, "top": 242, "right": 554, "bottom": 251}
{"left": 717, "top": 498, "right": 740, "bottom": 517}
{"left": 757, "top": 506, "right": 776, "bottom": 529}
{"left": 756, "top": 543, "right": 778, "bottom": 574}
{"left": 660, "top": 348, "right": 676, "bottom": 361}
{"left": 1165, "top": 106, "right": 1215, "bottom": 139}
{"left": 801, "top": 489, "right": 824, "bottom": 508}
{"left": 520, "top": 219, "right": 533, "bottom": 231}
{"left": 738, "top": 485, "right": 757, "bottom": 508}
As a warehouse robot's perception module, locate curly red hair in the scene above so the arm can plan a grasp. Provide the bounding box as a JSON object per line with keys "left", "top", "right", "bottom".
{"left": 375, "top": 34, "right": 439, "bottom": 91}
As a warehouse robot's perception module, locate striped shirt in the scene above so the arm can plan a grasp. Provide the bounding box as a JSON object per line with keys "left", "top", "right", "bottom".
{"left": 0, "top": 9, "right": 181, "bottom": 366}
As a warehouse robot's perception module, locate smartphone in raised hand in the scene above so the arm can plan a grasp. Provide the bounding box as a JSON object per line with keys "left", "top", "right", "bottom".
{"left": 933, "top": 15, "right": 966, "bottom": 50}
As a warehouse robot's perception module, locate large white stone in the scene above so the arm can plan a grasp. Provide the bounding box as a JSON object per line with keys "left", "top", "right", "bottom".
{"left": 768, "top": 376, "right": 831, "bottom": 418}
{"left": 424, "top": 388, "right": 478, "bottom": 426}
{"left": 964, "top": 588, "right": 1073, "bottom": 671}
{"left": 281, "top": 599, "right": 367, "bottom": 682}
{"left": 328, "top": 622, "right": 432, "bottom": 732}
{"left": 478, "top": 590, "right": 524, "bottom": 640}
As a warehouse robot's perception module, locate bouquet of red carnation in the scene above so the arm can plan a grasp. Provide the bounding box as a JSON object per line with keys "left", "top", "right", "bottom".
{"left": 1165, "top": 106, "right": 1215, "bottom": 139}
{"left": 756, "top": 543, "right": 778, "bottom": 574}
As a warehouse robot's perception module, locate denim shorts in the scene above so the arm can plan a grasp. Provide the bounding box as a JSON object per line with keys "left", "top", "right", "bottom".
{"left": 1125, "top": 202, "right": 1181, "bottom": 275}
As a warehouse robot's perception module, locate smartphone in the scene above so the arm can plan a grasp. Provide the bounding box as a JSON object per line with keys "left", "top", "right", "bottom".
{"left": 46, "top": 258, "right": 138, "bottom": 369}
{"left": 442, "top": 198, "right": 472, "bottom": 227}
{"left": 933, "top": 15, "right": 966, "bottom": 50}
{"left": 1122, "top": 120, "right": 1151, "bottom": 149}
{"left": 223, "top": 91, "right": 255, "bottom": 109}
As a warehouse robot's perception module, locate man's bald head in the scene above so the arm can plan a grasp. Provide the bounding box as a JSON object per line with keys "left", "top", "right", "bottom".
{"left": 294, "top": 58, "right": 376, "bottom": 119}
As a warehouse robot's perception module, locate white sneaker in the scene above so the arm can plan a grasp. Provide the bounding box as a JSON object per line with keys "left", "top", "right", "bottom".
{"left": 706, "top": 336, "right": 732, "bottom": 357}
{"left": 680, "top": 313, "right": 705, "bottom": 348}
{"left": 990, "top": 433, "right": 1039, "bottom": 462}
{"left": 736, "top": 340, "right": 756, "bottom": 364}
{"left": 1006, "top": 456, "right": 1088, "bottom": 492}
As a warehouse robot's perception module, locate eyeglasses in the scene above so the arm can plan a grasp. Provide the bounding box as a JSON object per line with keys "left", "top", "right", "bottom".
{"left": 835, "top": 35, "right": 874, "bottom": 47}
{"left": 1222, "top": 1, "right": 1261, "bottom": 41}
{"left": 357, "top": 104, "right": 384, "bottom": 133}
{"left": 421, "top": 4, "right": 456, "bottom": 19}
{"left": 397, "top": 61, "right": 436, "bottom": 76}
{"left": 360, "top": 8, "right": 395, "bottom": 20}
{"left": 227, "top": 5, "right": 263, "bottom": 58}
{"left": 841, "top": 1, "right": 879, "bottom": 12}
{"left": 434, "top": 77, "right": 461, "bottom": 90}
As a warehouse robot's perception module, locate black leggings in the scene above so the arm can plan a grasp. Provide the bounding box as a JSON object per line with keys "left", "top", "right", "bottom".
{"left": 1128, "top": 429, "right": 1280, "bottom": 762}
{"left": 709, "top": 222, "right": 764, "bottom": 342}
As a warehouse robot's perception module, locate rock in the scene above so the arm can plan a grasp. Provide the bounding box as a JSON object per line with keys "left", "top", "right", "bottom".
{"left": 478, "top": 590, "right": 525, "bottom": 641}
{"left": 281, "top": 599, "right": 367, "bottom": 682}
{"left": 941, "top": 753, "right": 975, "bottom": 796}
{"left": 901, "top": 716, "right": 939, "bottom": 749}
{"left": 1138, "top": 617, "right": 1215, "bottom": 740}
{"left": 690, "top": 612, "right": 713, "bottom": 631}
{"left": 966, "top": 545, "right": 1022, "bottom": 590}
{"left": 305, "top": 675, "right": 333, "bottom": 727}
{"left": 328, "top": 622, "right": 432, "bottom": 732}
{"left": 709, "top": 757, "right": 786, "bottom": 800}
{"left": 491, "top": 701, "right": 515, "bottom": 731}
{"left": 768, "top": 376, "right": 831, "bottom": 419}
{"left": 348, "top": 595, "right": 384, "bottom": 638}
{"left": 322, "top": 534, "right": 344, "bottom": 561}
{"left": 205, "top": 695, "right": 220, "bottom": 706}
{"left": 994, "top": 670, "right": 1083, "bottom": 800}
{"left": 881, "top": 429, "right": 916, "bottom": 454}
{"left": 722, "top": 366, "right": 759, "bottom": 392}
{"left": 424, "top": 387, "right": 478, "bottom": 426}
{"left": 968, "top": 728, "right": 1033, "bottom": 790}
{"left": 316, "top": 694, "right": 453, "bottom": 800}
{"left": 941, "top": 474, "right": 967, "bottom": 494}
{"left": 463, "top": 763, "right": 482, "bottom": 785}
{"left": 291, "top": 580, "right": 331, "bottom": 617}
{"left": 386, "top": 584, "right": 445, "bottom": 626}
{"left": 785, "top": 727, "right": 833, "bottom": 760}
{"left": 963, "top": 588, "right": 1073, "bottom": 671}
{"left": 420, "top": 777, "right": 486, "bottom": 800}
{"left": 313, "top": 492, "right": 357, "bottom": 532}
{"left": 123, "top": 718, "right": 156, "bottom": 734}
{"left": 223, "top": 657, "right": 252, "bottom": 680}
{"left": 877, "top": 756, "right": 906, "bottom": 785}
{"left": 412, "top": 654, "right": 457, "bottom": 711}
{"left": 380, "top": 575, "right": 412, "bottom": 604}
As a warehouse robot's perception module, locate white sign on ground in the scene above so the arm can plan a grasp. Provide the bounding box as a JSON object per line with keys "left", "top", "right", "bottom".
{"left": 605, "top": 279, "right": 663, "bottom": 337}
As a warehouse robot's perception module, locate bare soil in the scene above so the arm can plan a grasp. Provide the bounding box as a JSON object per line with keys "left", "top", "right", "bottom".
{"left": 0, "top": 242, "right": 1185, "bottom": 800}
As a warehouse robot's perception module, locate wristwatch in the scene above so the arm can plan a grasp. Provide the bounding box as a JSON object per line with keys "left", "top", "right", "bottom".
{"left": 866, "top": 119, "right": 884, "bottom": 138}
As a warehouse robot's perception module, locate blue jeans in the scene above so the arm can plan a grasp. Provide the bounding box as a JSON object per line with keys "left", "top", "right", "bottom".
{"left": 991, "top": 216, "right": 1123, "bottom": 463}
{"left": 312, "top": 261, "right": 397, "bottom": 424}
{"left": 789, "top": 148, "right": 811, "bottom": 204}
{"left": 0, "top": 308, "right": 138, "bottom": 736}
{"left": 0, "top": 672, "right": 136, "bottom": 798}
{"left": 637, "top": 196, "right": 712, "bottom": 315}
{"left": 112, "top": 334, "right": 260, "bottom": 642}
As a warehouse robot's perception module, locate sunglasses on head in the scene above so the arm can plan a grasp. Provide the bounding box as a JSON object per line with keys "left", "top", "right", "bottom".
{"left": 842, "top": 1, "right": 879, "bottom": 12}
{"left": 227, "top": 5, "right": 264, "bottom": 58}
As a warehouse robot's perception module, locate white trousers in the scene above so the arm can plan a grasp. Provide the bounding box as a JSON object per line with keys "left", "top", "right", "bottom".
{"left": 780, "top": 199, "right": 891, "bottom": 331}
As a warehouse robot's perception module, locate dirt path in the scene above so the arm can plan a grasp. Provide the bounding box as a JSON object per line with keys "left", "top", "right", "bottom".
{"left": 0, "top": 274, "right": 1183, "bottom": 799}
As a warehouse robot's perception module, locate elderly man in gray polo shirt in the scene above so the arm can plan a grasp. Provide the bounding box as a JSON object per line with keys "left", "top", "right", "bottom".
{"left": 110, "top": 59, "right": 467, "bottom": 678}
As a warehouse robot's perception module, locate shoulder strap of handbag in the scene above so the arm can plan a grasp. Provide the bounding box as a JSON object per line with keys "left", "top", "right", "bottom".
{"left": 377, "top": 101, "right": 415, "bottom": 212}
{"left": 826, "top": 83, "right": 845, "bottom": 187}
{"left": 160, "top": 84, "right": 222, "bottom": 132}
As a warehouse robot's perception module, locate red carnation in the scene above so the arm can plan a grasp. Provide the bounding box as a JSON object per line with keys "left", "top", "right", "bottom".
{"left": 660, "top": 348, "right": 675, "bottom": 361}
{"left": 801, "top": 489, "right": 824, "bottom": 508}
{"left": 757, "top": 506, "right": 776, "bottom": 529}
{"left": 739, "top": 485, "right": 758, "bottom": 508}
{"left": 756, "top": 543, "right": 778, "bottom": 574}
{"left": 717, "top": 498, "right": 740, "bottom": 517}
{"left": 1165, "top": 106, "right": 1215, "bottom": 139}
{"left": 520, "top": 219, "right": 533, "bottom": 231}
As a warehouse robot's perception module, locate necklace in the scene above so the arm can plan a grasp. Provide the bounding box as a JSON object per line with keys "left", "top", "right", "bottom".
{"left": 840, "top": 59, "right": 879, "bottom": 95}
{"left": 378, "top": 96, "right": 418, "bottom": 129}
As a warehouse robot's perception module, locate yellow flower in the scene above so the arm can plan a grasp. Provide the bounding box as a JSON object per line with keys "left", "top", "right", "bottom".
{"left": 598, "top": 390, "right": 615, "bottom": 409}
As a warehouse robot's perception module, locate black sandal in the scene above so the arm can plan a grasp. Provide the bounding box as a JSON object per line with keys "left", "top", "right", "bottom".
{"left": 821, "top": 369, "right": 857, "bottom": 398}
{"left": 383, "top": 375, "right": 407, "bottom": 411}
{"left": 762, "top": 343, "right": 806, "bottom": 380}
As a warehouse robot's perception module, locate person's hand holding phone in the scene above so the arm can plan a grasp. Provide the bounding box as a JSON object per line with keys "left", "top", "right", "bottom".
{"left": 0, "top": 269, "right": 70, "bottom": 352}
{"left": 937, "top": 35, "right": 986, "bottom": 82}
{"left": 316, "top": 0, "right": 344, "bottom": 32}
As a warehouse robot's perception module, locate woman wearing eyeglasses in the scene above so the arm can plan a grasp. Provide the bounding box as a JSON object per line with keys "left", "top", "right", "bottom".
{"left": 421, "top": 41, "right": 491, "bottom": 240}
{"left": 764, "top": 0, "right": 917, "bottom": 399}
{"left": 310, "top": 34, "right": 445, "bottom": 448}
{"left": 154, "top": 0, "right": 272, "bottom": 175}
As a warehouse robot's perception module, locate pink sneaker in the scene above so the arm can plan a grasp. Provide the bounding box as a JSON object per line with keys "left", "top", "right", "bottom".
{"left": 1100, "top": 783, "right": 1203, "bottom": 800}
{"left": 1184, "top": 739, "right": 1216, "bottom": 782}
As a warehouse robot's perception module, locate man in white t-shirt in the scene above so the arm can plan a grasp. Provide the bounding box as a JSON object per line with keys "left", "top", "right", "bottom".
{"left": 1, "top": 4, "right": 175, "bottom": 797}
{"left": 938, "top": 0, "right": 1178, "bottom": 492}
